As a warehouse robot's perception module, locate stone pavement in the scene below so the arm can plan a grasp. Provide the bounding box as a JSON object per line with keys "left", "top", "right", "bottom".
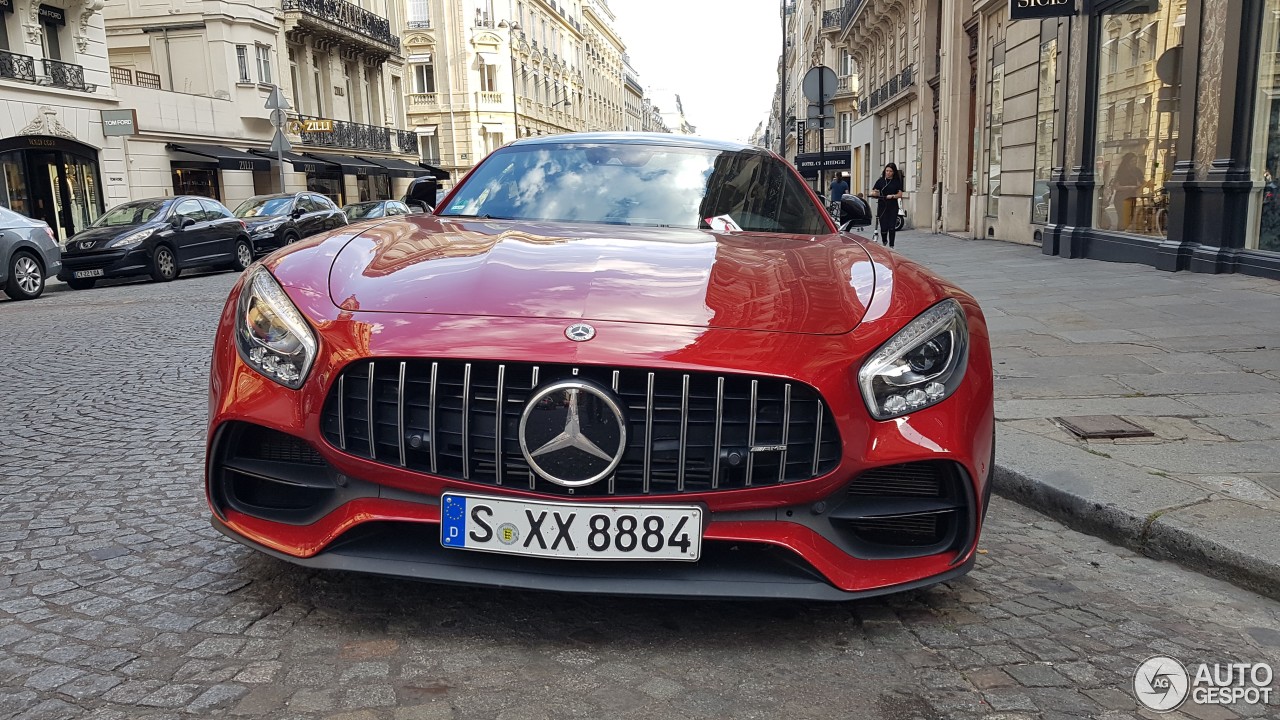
{"left": 892, "top": 232, "right": 1280, "bottom": 601}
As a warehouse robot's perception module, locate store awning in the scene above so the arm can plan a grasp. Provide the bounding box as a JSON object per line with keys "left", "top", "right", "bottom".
{"left": 167, "top": 143, "right": 271, "bottom": 172}
{"left": 418, "top": 163, "right": 450, "bottom": 180}
{"left": 302, "top": 152, "right": 385, "bottom": 176}
{"left": 358, "top": 156, "right": 431, "bottom": 178}
{"left": 249, "top": 149, "right": 342, "bottom": 175}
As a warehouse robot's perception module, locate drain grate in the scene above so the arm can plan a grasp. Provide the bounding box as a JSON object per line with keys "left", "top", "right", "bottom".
{"left": 1055, "top": 415, "right": 1155, "bottom": 440}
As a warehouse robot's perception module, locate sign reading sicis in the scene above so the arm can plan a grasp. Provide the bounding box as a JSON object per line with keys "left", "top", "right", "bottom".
{"left": 1009, "top": 0, "right": 1076, "bottom": 20}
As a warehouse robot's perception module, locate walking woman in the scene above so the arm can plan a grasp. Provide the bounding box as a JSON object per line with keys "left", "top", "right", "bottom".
{"left": 870, "top": 163, "right": 904, "bottom": 247}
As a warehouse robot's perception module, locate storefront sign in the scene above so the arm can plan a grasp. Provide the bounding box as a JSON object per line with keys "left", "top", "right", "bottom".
{"left": 38, "top": 4, "right": 66, "bottom": 25}
{"left": 796, "top": 120, "right": 806, "bottom": 153}
{"left": 101, "top": 109, "right": 137, "bottom": 137}
{"left": 1009, "top": 0, "right": 1075, "bottom": 20}
{"left": 793, "top": 152, "right": 850, "bottom": 172}
{"left": 287, "top": 119, "right": 334, "bottom": 133}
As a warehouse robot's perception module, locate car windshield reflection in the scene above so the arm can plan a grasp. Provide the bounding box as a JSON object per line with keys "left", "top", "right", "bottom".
{"left": 93, "top": 200, "right": 169, "bottom": 227}
{"left": 438, "top": 143, "right": 830, "bottom": 235}
{"left": 235, "top": 197, "right": 295, "bottom": 218}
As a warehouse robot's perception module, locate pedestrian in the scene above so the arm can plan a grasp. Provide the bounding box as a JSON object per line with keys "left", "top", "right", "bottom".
{"left": 829, "top": 173, "right": 849, "bottom": 205}
{"left": 870, "top": 163, "right": 904, "bottom": 248}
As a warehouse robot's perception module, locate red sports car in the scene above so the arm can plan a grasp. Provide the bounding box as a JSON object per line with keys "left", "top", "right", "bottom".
{"left": 206, "top": 133, "right": 994, "bottom": 600}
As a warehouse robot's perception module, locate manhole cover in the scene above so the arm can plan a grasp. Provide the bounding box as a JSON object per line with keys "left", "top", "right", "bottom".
{"left": 1055, "top": 415, "right": 1154, "bottom": 439}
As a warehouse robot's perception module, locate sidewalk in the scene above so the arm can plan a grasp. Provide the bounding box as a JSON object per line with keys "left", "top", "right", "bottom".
{"left": 890, "top": 231, "right": 1280, "bottom": 600}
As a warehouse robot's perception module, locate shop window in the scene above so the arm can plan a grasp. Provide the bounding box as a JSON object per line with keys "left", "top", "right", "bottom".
{"left": 172, "top": 165, "right": 221, "bottom": 200}
{"left": 1033, "top": 38, "right": 1058, "bottom": 225}
{"left": 1091, "top": 0, "right": 1186, "bottom": 238}
{"left": 985, "top": 44, "right": 1005, "bottom": 219}
{"left": 1249, "top": 0, "right": 1280, "bottom": 251}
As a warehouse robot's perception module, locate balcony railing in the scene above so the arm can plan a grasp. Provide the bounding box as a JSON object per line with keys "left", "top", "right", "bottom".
{"left": 110, "top": 66, "right": 162, "bottom": 89}
{"left": 137, "top": 70, "right": 161, "bottom": 89}
{"left": 407, "top": 92, "right": 438, "bottom": 110}
{"left": 477, "top": 90, "right": 504, "bottom": 105}
{"left": 292, "top": 114, "right": 404, "bottom": 153}
{"left": 864, "top": 65, "right": 915, "bottom": 114}
{"left": 407, "top": 19, "right": 431, "bottom": 28}
{"left": 1, "top": 50, "right": 37, "bottom": 83}
{"left": 45, "top": 59, "right": 86, "bottom": 91}
{"left": 840, "top": 0, "right": 864, "bottom": 32}
{"left": 282, "top": 0, "right": 399, "bottom": 54}
{"left": 396, "top": 129, "right": 419, "bottom": 155}
{"left": 821, "top": 9, "right": 842, "bottom": 29}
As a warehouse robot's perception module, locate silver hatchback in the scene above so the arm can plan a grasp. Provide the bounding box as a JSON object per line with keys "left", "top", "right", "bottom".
{"left": 0, "top": 206, "right": 62, "bottom": 301}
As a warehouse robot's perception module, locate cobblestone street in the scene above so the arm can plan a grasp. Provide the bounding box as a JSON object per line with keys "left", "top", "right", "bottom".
{"left": 2, "top": 271, "right": 1280, "bottom": 720}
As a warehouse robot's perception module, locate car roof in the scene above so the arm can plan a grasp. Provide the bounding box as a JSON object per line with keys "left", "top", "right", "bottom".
{"left": 508, "top": 131, "right": 761, "bottom": 154}
{"left": 245, "top": 193, "right": 298, "bottom": 201}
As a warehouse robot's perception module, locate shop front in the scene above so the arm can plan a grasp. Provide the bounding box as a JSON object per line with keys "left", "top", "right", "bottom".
{"left": 0, "top": 135, "right": 103, "bottom": 242}
{"left": 1044, "top": 0, "right": 1280, "bottom": 279}
{"left": 302, "top": 153, "right": 391, "bottom": 204}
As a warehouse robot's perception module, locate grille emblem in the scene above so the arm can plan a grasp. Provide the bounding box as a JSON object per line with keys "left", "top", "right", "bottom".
{"left": 519, "top": 380, "right": 627, "bottom": 487}
{"left": 79, "top": 241, "right": 94, "bottom": 250}
{"left": 564, "top": 323, "right": 596, "bottom": 342}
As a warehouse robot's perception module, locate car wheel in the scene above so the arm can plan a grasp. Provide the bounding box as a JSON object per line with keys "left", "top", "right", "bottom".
{"left": 284, "top": 231, "right": 300, "bottom": 245}
{"left": 150, "top": 245, "right": 179, "bottom": 282}
{"left": 895, "top": 215, "right": 906, "bottom": 232}
{"left": 66, "top": 277, "right": 96, "bottom": 290}
{"left": 233, "top": 238, "right": 254, "bottom": 271}
{"left": 3, "top": 250, "right": 45, "bottom": 300}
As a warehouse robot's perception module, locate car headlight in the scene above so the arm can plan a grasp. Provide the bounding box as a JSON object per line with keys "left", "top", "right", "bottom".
{"left": 114, "top": 228, "right": 155, "bottom": 248}
{"left": 858, "top": 298, "right": 970, "bottom": 420}
{"left": 253, "top": 221, "right": 284, "bottom": 235}
{"left": 234, "top": 267, "right": 317, "bottom": 389}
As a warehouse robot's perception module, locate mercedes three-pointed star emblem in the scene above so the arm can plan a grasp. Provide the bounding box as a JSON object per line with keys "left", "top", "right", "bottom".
{"left": 564, "top": 323, "right": 596, "bottom": 342}
{"left": 518, "top": 380, "right": 627, "bottom": 487}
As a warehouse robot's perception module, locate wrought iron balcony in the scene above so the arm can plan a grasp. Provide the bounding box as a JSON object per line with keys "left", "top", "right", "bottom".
{"left": 292, "top": 114, "right": 399, "bottom": 153}
{"left": 396, "top": 129, "right": 419, "bottom": 155}
{"left": 821, "top": 9, "right": 842, "bottom": 29}
{"left": 44, "top": 59, "right": 86, "bottom": 91}
{"left": 840, "top": 0, "right": 864, "bottom": 32}
{"left": 0, "top": 50, "right": 37, "bottom": 83}
{"left": 864, "top": 66, "right": 916, "bottom": 115}
{"left": 282, "top": 0, "right": 400, "bottom": 56}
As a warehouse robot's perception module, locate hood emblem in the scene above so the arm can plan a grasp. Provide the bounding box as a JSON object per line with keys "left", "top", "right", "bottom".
{"left": 565, "top": 323, "right": 596, "bottom": 342}
{"left": 79, "top": 241, "right": 94, "bottom": 250}
{"left": 519, "top": 381, "right": 627, "bottom": 488}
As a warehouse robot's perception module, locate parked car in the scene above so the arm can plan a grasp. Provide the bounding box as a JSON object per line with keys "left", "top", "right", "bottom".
{"left": 58, "top": 196, "right": 252, "bottom": 290}
{"left": 234, "top": 192, "right": 347, "bottom": 257}
{"left": 342, "top": 200, "right": 413, "bottom": 220}
{"left": 0, "top": 206, "right": 61, "bottom": 301}
{"left": 206, "top": 132, "right": 995, "bottom": 601}
{"left": 401, "top": 176, "right": 441, "bottom": 213}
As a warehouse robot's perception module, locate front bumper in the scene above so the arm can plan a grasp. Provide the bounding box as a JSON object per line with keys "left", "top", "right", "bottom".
{"left": 206, "top": 279, "right": 995, "bottom": 599}
{"left": 58, "top": 247, "right": 149, "bottom": 280}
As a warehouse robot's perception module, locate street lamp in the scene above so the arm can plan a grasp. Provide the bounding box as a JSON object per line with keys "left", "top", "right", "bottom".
{"left": 508, "top": 22, "right": 521, "bottom": 138}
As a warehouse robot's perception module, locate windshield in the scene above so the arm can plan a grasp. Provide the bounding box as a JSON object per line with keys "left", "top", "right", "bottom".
{"left": 235, "top": 197, "right": 295, "bottom": 218}
{"left": 438, "top": 143, "right": 831, "bottom": 234}
{"left": 93, "top": 200, "right": 169, "bottom": 228}
{"left": 344, "top": 202, "right": 384, "bottom": 220}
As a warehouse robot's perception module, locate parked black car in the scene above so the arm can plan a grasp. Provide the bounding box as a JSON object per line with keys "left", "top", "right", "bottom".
{"left": 1, "top": 206, "right": 61, "bottom": 301}
{"left": 402, "top": 176, "right": 442, "bottom": 213}
{"left": 342, "top": 200, "right": 414, "bottom": 220}
{"left": 234, "top": 192, "right": 347, "bottom": 257}
{"left": 58, "top": 196, "right": 252, "bottom": 290}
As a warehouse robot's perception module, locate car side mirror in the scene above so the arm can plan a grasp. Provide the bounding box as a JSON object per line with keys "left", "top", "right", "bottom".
{"left": 291, "top": 207, "right": 304, "bottom": 218}
{"left": 839, "top": 194, "right": 872, "bottom": 230}
{"left": 179, "top": 216, "right": 196, "bottom": 229}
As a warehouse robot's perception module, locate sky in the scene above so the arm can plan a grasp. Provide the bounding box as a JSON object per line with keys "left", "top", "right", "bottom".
{"left": 607, "top": 0, "right": 780, "bottom": 143}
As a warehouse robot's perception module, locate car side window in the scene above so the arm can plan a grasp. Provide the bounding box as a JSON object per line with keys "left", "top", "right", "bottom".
{"left": 299, "top": 196, "right": 323, "bottom": 213}
{"left": 174, "top": 199, "right": 203, "bottom": 222}
{"left": 314, "top": 195, "right": 336, "bottom": 211}
{"left": 199, "top": 199, "right": 232, "bottom": 222}
{"left": 391, "top": 202, "right": 409, "bottom": 215}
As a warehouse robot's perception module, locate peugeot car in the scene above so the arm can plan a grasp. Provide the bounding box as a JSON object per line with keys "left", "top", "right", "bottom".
{"left": 234, "top": 192, "right": 346, "bottom": 257}
{"left": 59, "top": 196, "right": 252, "bottom": 289}
{"left": 205, "top": 133, "right": 995, "bottom": 600}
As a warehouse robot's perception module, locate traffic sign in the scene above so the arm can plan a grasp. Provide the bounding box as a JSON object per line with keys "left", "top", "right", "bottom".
{"left": 269, "top": 129, "right": 292, "bottom": 154}
{"left": 806, "top": 103, "right": 835, "bottom": 119}
{"left": 269, "top": 108, "right": 288, "bottom": 128}
{"left": 802, "top": 66, "right": 838, "bottom": 104}
{"left": 264, "top": 85, "right": 291, "bottom": 111}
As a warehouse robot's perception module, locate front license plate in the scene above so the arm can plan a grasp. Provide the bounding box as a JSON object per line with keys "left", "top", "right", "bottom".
{"left": 73, "top": 269, "right": 104, "bottom": 278}
{"left": 441, "top": 493, "right": 703, "bottom": 561}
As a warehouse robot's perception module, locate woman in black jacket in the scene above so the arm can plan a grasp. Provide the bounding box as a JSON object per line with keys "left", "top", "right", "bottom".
{"left": 870, "top": 163, "right": 904, "bottom": 247}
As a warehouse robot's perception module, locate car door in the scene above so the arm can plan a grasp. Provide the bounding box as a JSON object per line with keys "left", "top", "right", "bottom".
{"left": 314, "top": 194, "right": 343, "bottom": 230}
{"left": 170, "top": 198, "right": 209, "bottom": 265}
{"left": 296, "top": 195, "right": 326, "bottom": 238}
{"left": 200, "top": 199, "right": 239, "bottom": 262}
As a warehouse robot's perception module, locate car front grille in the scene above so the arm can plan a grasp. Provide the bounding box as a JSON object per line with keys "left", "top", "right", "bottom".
{"left": 60, "top": 250, "right": 127, "bottom": 271}
{"left": 320, "top": 360, "right": 841, "bottom": 496}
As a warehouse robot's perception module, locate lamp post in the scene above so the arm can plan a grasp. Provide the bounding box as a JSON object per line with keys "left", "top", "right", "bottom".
{"left": 508, "top": 22, "right": 521, "bottom": 139}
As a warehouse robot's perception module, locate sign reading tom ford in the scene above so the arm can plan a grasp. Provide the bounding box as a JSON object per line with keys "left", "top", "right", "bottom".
{"left": 101, "top": 109, "right": 138, "bottom": 137}
{"left": 1009, "top": 0, "right": 1075, "bottom": 20}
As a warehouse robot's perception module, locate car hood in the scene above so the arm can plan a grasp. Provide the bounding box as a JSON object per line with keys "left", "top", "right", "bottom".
{"left": 65, "top": 224, "right": 150, "bottom": 250}
{"left": 241, "top": 216, "right": 287, "bottom": 230}
{"left": 325, "top": 217, "right": 875, "bottom": 335}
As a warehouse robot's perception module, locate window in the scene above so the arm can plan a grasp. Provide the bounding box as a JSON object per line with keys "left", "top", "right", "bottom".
{"left": 839, "top": 48, "right": 854, "bottom": 77}
{"left": 986, "top": 44, "right": 1005, "bottom": 218}
{"left": 412, "top": 61, "right": 435, "bottom": 93}
{"left": 199, "top": 199, "right": 232, "bottom": 219}
{"left": 421, "top": 132, "right": 440, "bottom": 163}
{"left": 1092, "top": 1, "right": 1185, "bottom": 237}
{"left": 256, "top": 44, "right": 272, "bottom": 85}
{"left": 838, "top": 112, "right": 853, "bottom": 144}
{"left": 172, "top": 167, "right": 221, "bottom": 201}
{"left": 236, "top": 45, "right": 252, "bottom": 83}
{"left": 1248, "top": 0, "right": 1280, "bottom": 251}
{"left": 174, "top": 198, "right": 203, "bottom": 221}
{"left": 408, "top": 0, "right": 429, "bottom": 24}
{"left": 1033, "top": 38, "right": 1058, "bottom": 224}
{"left": 40, "top": 12, "right": 62, "bottom": 61}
